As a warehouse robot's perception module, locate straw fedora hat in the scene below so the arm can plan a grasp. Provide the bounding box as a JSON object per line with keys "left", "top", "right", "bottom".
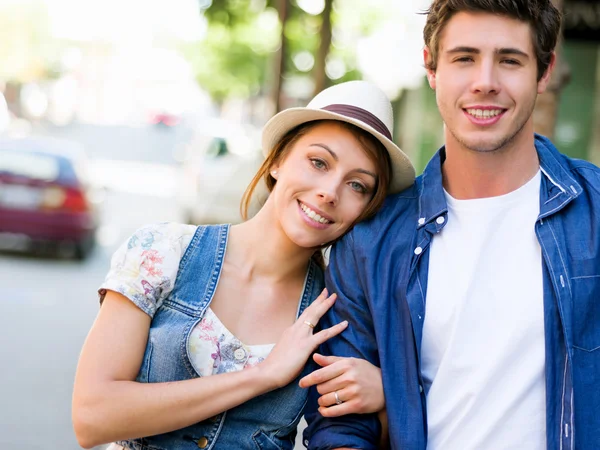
{"left": 261, "top": 80, "right": 415, "bottom": 194}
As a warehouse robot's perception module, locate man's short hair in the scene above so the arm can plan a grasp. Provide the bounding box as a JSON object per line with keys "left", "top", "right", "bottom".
{"left": 423, "top": 0, "right": 562, "bottom": 80}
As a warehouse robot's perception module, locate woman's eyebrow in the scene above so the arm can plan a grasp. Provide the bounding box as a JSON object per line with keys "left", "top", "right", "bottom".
{"left": 311, "top": 143, "right": 338, "bottom": 161}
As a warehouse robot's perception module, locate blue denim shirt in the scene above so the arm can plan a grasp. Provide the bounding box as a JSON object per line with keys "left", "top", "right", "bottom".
{"left": 117, "top": 224, "right": 325, "bottom": 450}
{"left": 304, "top": 135, "right": 600, "bottom": 450}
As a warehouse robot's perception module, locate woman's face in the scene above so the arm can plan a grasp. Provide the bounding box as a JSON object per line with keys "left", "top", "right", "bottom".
{"left": 270, "top": 121, "right": 379, "bottom": 249}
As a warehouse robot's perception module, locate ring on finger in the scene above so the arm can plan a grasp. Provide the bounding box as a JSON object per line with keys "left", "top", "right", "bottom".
{"left": 303, "top": 320, "right": 316, "bottom": 329}
{"left": 334, "top": 390, "right": 343, "bottom": 405}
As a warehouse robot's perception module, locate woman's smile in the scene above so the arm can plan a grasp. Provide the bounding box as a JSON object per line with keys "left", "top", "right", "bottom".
{"left": 298, "top": 200, "right": 334, "bottom": 229}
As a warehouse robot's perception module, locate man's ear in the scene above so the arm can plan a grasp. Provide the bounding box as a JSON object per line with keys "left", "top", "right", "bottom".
{"left": 424, "top": 47, "right": 437, "bottom": 89}
{"left": 537, "top": 51, "right": 557, "bottom": 94}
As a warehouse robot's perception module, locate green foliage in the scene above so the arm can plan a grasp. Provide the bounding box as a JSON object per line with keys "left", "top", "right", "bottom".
{"left": 187, "top": 2, "right": 280, "bottom": 103}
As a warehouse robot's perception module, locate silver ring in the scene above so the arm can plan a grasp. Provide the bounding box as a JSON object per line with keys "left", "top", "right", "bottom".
{"left": 334, "top": 390, "right": 343, "bottom": 405}
{"left": 303, "top": 320, "right": 315, "bottom": 329}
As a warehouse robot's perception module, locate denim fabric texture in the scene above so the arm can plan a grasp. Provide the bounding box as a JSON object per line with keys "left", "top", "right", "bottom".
{"left": 304, "top": 135, "right": 600, "bottom": 450}
{"left": 116, "top": 224, "right": 325, "bottom": 450}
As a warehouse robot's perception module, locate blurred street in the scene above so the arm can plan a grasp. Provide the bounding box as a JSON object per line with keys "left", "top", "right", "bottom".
{"left": 0, "top": 123, "right": 186, "bottom": 449}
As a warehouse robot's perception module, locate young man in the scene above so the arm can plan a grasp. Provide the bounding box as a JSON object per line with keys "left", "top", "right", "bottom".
{"left": 302, "top": 1, "right": 600, "bottom": 449}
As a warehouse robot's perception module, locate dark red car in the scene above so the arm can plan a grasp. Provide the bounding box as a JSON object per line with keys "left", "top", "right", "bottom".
{"left": 0, "top": 137, "right": 100, "bottom": 260}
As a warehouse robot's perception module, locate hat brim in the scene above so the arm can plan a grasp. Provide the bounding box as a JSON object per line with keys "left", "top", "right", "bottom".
{"left": 262, "top": 108, "right": 415, "bottom": 194}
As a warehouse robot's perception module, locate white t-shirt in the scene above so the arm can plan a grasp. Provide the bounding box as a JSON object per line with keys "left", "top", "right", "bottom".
{"left": 422, "top": 171, "right": 546, "bottom": 450}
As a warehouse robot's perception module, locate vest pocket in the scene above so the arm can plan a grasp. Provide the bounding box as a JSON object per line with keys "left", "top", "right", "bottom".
{"left": 252, "top": 430, "right": 286, "bottom": 450}
{"left": 571, "top": 275, "right": 600, "bottom": 352}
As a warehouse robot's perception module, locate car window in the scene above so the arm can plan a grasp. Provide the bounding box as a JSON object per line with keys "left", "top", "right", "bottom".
{"left": 0, "top": 150, "right": 60, "bottom": 182}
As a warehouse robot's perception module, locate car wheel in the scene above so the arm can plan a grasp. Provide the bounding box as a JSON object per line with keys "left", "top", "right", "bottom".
{"left": 75, "top": 234, "right": 96, "bottom": 261}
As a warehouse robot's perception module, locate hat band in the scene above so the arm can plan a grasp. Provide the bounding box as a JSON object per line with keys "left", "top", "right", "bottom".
{"left": 321, "top": 104, "right": 392, "bottom": 140}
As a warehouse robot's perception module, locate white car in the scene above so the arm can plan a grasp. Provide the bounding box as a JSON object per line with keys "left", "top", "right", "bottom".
{"left": 178, "top": 119, "right": 265, "bottom": 225}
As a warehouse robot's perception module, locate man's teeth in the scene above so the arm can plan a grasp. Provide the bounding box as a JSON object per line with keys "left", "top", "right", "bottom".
{"left": 300, "top": 203, "right": 331, "bottom": 224}
{"left": 466, "top": 108, "right": 503, "bottom": 119}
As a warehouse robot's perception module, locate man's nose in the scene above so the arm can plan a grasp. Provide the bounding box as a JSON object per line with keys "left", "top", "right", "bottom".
{"left": 471, "top": 60, "right": 500, "bottom": 95}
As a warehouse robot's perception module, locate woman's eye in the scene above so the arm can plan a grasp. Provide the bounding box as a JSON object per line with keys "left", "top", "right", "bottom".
{"left": 310, "top": 158, "right": 327, "bottom": 170}
{"left": 349, "top": 181, "right": 367, "bottom": 194}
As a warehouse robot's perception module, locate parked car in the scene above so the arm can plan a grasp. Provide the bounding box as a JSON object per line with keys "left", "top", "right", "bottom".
{"left": 178, "top": 119, "right": 265, "bottom": 225}
{"left": 0, "top": 137, "right": 101, "bottom": 260}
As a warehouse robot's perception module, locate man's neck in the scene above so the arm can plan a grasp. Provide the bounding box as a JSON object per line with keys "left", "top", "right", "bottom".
{"left": 442, "top": 131, "right": 540, "bottom": 200}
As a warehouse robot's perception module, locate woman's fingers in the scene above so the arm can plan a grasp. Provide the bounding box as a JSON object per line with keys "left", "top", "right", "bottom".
{"left": 298, "top": 357, "right": 346, "bottom": 389}
{"left": 298, "top": 290, "right": 337, "bottom": 329}
{"left": 318, "top": 387, "right": 351, "bottom": 408}
{"left": 318, "top": 402, "right": 356, "bottom": 418}
{"left": 311, "top": 320, "right": 347, "bottom": 347}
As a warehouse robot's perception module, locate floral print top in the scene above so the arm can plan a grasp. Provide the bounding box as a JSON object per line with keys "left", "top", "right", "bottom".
{"left": 99, "top": 222, "right": 275, "bottom": 378}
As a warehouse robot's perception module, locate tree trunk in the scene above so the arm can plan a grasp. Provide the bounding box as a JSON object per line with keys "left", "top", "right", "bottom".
{"left": 312, "top": 0, "right": 333, "bottom": 96}
{"left": 532, "top": 0, "right": 570, "bottom": 138}
{"left": 270, "top": 0, "right": 289, "bottom": 114}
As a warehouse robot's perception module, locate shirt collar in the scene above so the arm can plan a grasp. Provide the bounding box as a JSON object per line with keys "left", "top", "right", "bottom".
{"left": 416, "top": 134, "right": 581, "bottom": 229}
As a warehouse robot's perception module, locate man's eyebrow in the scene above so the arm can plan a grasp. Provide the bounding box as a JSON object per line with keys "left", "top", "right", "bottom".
{"left": 310, "top": 143, "right": 377, "bottom": 179}
{"left": 497, "top": 47, "right": 530, "bottom": 58}
{"left": 445, "top": 46, "right": 480, "bottom": 54}
{"left": 445, "top": 46, "right": 529, "bottom": 58}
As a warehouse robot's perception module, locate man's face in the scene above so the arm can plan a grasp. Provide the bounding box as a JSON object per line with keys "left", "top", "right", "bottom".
{"left": 425, "top": 11, "right": 554, "bottom": 153}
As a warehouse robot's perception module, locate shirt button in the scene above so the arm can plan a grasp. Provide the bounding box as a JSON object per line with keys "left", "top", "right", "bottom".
{"left": 197, "top": 436, "right": 209, "bottom": 448}
{"left": 414, "top": 247, "right": 423, "bottom": 255}
{"left": 418, "top": 217, "right": 426, "bottom": 225}
{"left": 436, "top": 216, "right": 445, "bottom": 225}
{"left": 234, "top": 348, "right": 246, "bottom": 361}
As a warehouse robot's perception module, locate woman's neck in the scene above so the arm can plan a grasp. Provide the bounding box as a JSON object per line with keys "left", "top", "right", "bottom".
{"left": 227, "top": 208, "right": 314, "bottom": 284}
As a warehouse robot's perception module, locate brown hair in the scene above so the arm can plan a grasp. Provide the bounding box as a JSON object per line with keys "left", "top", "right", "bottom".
{"left": 240, "top": 119, "right": 392, "bottom": 267}
{"left": 423, "top": 0, "right": 562, "bottom": 80}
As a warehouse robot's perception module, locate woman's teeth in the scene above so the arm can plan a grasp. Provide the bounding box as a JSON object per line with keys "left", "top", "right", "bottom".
{"left": 300, "top": 203, "right": 331, "bottom": 224}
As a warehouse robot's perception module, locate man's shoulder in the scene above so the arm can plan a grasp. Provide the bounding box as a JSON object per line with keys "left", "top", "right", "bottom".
{"left": 350, "top": 180, "right": 421, "bottom": 245}
{"left": 566, "top": 156, "right": 600, "bottom": 179}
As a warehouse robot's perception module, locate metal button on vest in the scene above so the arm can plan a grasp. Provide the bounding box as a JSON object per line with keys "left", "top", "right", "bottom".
{"left": 234, "top": 348, "right": 246, "bottom": 361}
{"left": 418, "top": 217, "right": 426, "bottom": 225}
{"left": 197, "top": 436, "right": 209, "bottom": 448}
{"left": 436, "top": 216, "right": 445, "bottom": 225}
{"left": 414, "top": 247, "right": 423, "bottom": 255}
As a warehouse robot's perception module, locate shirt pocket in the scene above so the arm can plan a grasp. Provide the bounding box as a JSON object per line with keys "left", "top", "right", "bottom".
{"left": 570, "top": 258, "right": 600, "bottom": 352}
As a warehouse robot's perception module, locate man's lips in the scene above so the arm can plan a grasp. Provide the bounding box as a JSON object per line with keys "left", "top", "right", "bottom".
{"left": 463, "top": 106, "right": 507, "bottom": 125}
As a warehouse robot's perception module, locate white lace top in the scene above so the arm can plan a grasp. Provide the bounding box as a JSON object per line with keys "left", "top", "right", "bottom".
{"left": 98, "top": 223, "right": 275, "bottom": 373}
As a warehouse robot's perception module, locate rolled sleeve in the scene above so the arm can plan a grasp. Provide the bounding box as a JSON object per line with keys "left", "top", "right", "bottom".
{"left": 303, "top": 231, "right": 381, "bottom": 449}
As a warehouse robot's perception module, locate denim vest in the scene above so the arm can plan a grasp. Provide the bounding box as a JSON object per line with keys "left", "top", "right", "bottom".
{"left": 117, "top": 224, "right": 324, "bottom": 450}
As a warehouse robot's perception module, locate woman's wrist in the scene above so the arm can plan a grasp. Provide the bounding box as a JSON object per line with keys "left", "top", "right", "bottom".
{"left": 246, "top": 364, "right": 281, "bottom": 393}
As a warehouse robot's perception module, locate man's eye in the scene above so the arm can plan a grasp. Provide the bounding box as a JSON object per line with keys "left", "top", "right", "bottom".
{"left": 502, "top": 59, "right": 520, "bottom": 66}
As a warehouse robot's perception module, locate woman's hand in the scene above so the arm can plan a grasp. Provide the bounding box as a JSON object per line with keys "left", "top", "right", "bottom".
{"left": 299, "top": 353, "right": 385, "bottom": 417}
{"left": 259, "top": 288, "right": 348, "bottom": 389}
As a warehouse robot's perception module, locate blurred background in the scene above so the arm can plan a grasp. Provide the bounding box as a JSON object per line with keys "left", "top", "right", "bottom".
{"left": 0, "top": 0, "right": 598, "bottom": 448}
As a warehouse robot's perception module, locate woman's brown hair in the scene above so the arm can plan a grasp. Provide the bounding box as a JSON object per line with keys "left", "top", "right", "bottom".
{"left": 240, "top": 119, "right": 392, "bottom": 267}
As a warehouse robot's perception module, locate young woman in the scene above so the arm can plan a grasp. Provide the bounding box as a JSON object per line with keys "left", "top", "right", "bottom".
{"left": 72, "top": 80, "right": 415, "bottom": 450}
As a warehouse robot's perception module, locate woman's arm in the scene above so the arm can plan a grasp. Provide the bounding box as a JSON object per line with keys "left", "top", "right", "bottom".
{"left": 73, "top": 289, "right": 346, "bottom": 449}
